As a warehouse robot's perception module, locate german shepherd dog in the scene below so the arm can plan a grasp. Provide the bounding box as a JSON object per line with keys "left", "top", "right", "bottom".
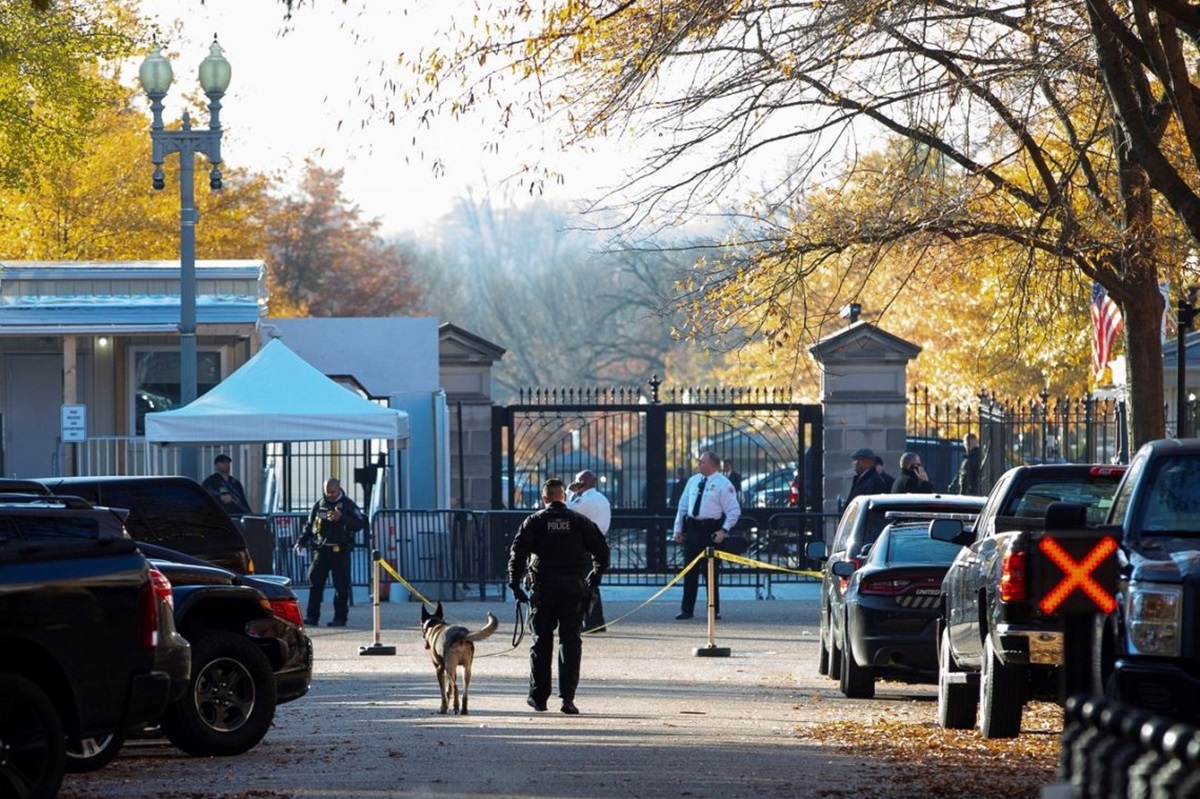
{"left": 420, "top": 602, "right": 499, "bottom": 715}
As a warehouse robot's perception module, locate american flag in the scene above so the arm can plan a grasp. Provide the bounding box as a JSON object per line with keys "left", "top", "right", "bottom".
{"left": 1091, "top": 282, "right": 1123, "bottom": 379}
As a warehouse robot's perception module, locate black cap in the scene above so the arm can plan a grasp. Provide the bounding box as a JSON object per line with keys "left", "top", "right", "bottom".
{"left": 214, "top": 454, "right": 232, "bottom": 464}
{"left": 850, "top": 447, "right": 876, "bottom": 461}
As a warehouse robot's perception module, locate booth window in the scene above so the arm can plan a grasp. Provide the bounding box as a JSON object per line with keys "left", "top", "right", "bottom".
{"left": 131, "top": 348, "right": 223, "bottom": 435}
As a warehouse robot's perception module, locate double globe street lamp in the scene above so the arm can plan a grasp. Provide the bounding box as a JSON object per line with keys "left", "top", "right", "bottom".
{"left": 138, "top": 37, "right": 231, "bottom": 477}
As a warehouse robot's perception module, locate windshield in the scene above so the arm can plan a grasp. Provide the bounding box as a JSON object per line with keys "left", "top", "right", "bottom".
{"left": 1140, "top": 455, "right": 1200, "bottom": 536}
{"left": 871, "top": 525, "right": 961, "bottom": 566}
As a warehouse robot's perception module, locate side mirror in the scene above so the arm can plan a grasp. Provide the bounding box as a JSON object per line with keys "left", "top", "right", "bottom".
{"left": 805, "top": 539, "right": 828, "bottom": 561}
{"left": 929, "top": 517, "right": 971, "bottom": 546}
{"left": 831, "top": 559, "right": 857, "bottom": 578}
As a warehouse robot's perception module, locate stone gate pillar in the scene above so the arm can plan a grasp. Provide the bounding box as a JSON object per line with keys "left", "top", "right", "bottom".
{"left": 809, "top": 321, "right": 921, "bottom": 515}
{"left": 439, "top": 323, "right": 506, "bottom": 509}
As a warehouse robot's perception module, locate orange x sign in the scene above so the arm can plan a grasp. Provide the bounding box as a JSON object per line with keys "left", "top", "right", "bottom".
{"left": 1036, "top": 535, "right": 1119, "bottom": 614}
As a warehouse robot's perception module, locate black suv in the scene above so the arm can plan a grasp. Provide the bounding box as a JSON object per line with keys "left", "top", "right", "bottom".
{"left": 0, "top": 493, "right": 187, "bottom": 795}
{"left": 38, "top": 476, "right": 257, "bottom": 574}
{"left": 30, "top": 478, "right": 313, "bottom": 761}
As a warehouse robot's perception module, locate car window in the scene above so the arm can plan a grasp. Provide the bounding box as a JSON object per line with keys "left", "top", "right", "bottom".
{"left": 1141, "top": 456, "right": 1200, "bottom": 535}
{"left": 880, "top": 527, "right": 962, "bottom": 565}
{"left": 1000, "top": 474, "right": 1124, "bottom": 525}
{"left": 0, "top": 512, "right": 109, "bottom": 542}
{"left": 831, "top": 502, "right": 862, "bottom": 554}
{"left": 101, "top": 484, "right": 237, "bottom": 547}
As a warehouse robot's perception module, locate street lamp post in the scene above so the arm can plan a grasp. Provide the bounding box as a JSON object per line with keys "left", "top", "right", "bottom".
{"left": 1178, "top": 288, "right": 1199, "bottom": 439}
{"left": 138, "top": 38, "right": 231, "bottom": 477}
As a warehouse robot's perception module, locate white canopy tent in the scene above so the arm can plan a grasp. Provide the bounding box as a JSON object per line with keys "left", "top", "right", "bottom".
{"left": 145, "top": 338, "right": 410, "bottom": 444}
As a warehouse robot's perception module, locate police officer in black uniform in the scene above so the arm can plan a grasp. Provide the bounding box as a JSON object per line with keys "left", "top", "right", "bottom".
{"left": 508, "top": 478, "right": 610, "bottom": 715}
{"left": 295, "top": 477, "right": 366, "bottom": 627}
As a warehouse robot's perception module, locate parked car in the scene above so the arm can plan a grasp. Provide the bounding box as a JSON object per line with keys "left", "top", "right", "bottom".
{"left": 0, "top": 493, "right": 184, "bottom": 796}
{"left": 806, "top": 493, "right": 987, "bottom": 682}
{"left": 37, "top": 475, "right": 259, "bottom": 574}
{"left": 1093, "top": 439, "right": 1200, "bottom": 723}
{"left": 931, "top": 463, "right": 1126, "bottom": 737}
{"left": 832, "top": 521, "right": 965, "bottom": 698}
{"left": 742, "top": 467, "right": 799, "bottom": 508}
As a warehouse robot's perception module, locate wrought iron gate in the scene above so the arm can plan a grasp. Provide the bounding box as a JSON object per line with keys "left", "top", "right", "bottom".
{"left": 491, "top": 376, "right": 825, "bottom": 585}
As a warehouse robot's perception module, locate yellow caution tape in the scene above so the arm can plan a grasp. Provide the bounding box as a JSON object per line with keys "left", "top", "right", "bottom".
{"left": 714, "top": 549, "right": 824, "bottom": 578}
{"left": 375, "top": 557, "right": 438, "bottom": 608}
{"left": 582, "top": 549, "right": 707, "bottom": 634}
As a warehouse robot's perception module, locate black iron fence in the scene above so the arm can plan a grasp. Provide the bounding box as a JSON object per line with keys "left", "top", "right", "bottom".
{"left": 264, "top": 508, "right": 834, "bottom": 599}
{"left": 907, "top": 387, "right": 1127, "bottom": 495}
{"left": 1055, "top": 694, "right": 1200, "bottom": 798}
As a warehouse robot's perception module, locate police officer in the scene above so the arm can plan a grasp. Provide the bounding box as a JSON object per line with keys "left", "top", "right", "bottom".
{"left": 508, "top": 478, "right": 610, "bottom": 715}
{"left": 295, "top": 477, "right": 366, "bottom": 627}
{"left": 673, "top": 450, "right": 741, "bottom": 620}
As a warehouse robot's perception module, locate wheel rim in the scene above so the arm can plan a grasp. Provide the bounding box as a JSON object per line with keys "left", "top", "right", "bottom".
{"left": 67, "top": 734, "right": 115, "bottom": 761}
{"left": 0, "top": 695, "right": 56, "bottom": 797}
{"left": 193, "top": 656, "right": 257, "bottom": 733}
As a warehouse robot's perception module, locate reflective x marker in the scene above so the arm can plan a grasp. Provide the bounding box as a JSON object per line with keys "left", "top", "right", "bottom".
{"left": 1037, "top": 536, "right": 1118, "bottom": 614}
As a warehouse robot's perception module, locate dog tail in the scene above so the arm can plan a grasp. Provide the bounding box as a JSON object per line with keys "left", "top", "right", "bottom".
{"left": 465, "top": 612, "right": 499, "bottom": 642}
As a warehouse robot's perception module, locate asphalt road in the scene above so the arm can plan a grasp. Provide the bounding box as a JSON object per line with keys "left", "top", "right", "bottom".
{"left": 58, "top": 585, "right": 1056, "bottom": 799}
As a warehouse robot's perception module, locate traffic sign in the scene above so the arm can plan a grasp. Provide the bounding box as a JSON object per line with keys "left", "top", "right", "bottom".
{"left": 61, "top": 404, "right": 87, "bottom": 443}
{"left": 1031, "top": 531, "right": 1119, "bottom": 614}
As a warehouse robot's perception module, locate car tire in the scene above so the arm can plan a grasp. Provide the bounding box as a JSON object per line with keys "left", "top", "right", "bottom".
{"left": 161, "top": 631, "right": 278, "bottom": 757}
{"left": 0, "top": 672, "right": 66, "bottom": 799}
{"left": 937, "top": 627, "right": 976, "bottom": 730}
{"left": 65, "top": 730, "right": 126, "bottom": 773}
{"left": 839, "top": 620, "right": 875, "bottom": 699}
{"left": 979, "top": 636, "right": 1023, "bottom": 738}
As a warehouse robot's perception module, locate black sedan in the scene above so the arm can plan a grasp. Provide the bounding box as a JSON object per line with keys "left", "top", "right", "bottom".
{"left": 831, "top": 521, "right": 962, "bottom": 698}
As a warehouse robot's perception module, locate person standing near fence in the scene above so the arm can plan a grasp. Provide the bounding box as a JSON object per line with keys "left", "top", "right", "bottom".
{"left": 891, "top": 452, "right": 934, "bottom": 494}
{"left": 568, "top": 470, "right": 612, "bottom": 633}
{"left": 673, "top": 450, "right": 741, "bottom": 621}
{"left": 953, "top": 433, "right": 982, "bottom": 494}
{"left": 295, "top": 477, "right": 366, "bottom": 628}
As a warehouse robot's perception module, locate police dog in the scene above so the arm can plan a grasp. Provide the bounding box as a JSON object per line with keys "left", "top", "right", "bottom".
{"left": 420, "top": 602, "right": 499, "bottom": 715}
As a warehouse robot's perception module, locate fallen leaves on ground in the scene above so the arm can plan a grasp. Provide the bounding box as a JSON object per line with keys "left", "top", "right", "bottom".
{"left": 799, "top": 700, "right": 1061, "bottom": 799}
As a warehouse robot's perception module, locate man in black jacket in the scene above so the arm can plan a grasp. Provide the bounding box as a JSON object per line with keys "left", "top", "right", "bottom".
{"left": 508, "top": 478, "right": 610, "bottom": 715}
{"left": 892, "top": 452, "right": 934, "bottom": 493}
{"left": 295, "top": 477, "right": 366, "bottom": 627}
{"left": 846, "top": 448, "right": 888, "bottom": 506}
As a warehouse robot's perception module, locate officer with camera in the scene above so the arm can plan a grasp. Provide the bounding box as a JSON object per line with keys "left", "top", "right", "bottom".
{"left": 508, "top": 478, "right": 610, "bottom": 715}
{"left": 295, "top": 477, "right": 366, "bottom": 627}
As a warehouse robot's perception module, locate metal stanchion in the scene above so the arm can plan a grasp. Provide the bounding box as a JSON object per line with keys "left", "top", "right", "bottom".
{"left": 693, "top": 547, "right": 730, "bottom": 657}
{"left": 359, "top": 549, "right": 396, "bottom": 656}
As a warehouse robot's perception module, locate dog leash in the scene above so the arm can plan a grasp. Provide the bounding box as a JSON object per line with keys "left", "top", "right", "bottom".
{"left": 511, "top": 600, "right": 528, "bottom": 648}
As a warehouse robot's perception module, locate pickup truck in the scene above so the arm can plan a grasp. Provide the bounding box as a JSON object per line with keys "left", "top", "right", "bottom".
{"left": 0, "top": 495, "right": 182, "bottom": 798}
{"left": 1094, "top": 438, "right": 1200, "bottom": 722}
{"left": 930, "top": 463, "right": 1126, "bottom": 738}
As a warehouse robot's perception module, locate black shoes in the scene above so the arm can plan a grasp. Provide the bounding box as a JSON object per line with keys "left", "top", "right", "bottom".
{"left": 326, "top": 619, "right": 347, "bottom": 627}
{"left": 560, "top": 700, "right": 579, "bottom": 715}
{"left": 675, "top": 613, "right": 693, "bottom": 620}
{"left": 526, "top": 697, "right": 548, "bottom": 712}
{"left": 303, "top": 618, "right": 318, "bottom": 626}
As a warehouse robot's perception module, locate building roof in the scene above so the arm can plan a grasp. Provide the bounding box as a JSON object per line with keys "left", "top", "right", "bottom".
{"left": 0, "top": 260, "right": 265, "bottom": 335}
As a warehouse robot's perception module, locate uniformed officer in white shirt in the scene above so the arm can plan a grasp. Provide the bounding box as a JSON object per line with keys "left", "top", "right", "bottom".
{"left": 673, "top": 450, "right": 741, "bottom": 620}
{"left": 569, "top": 470, "right": 612, "bottom": 631}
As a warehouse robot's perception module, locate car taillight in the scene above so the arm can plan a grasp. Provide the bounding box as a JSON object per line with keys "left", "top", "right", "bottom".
{"left": 270, "top": 596, "right": 306, "bottom": 627}
{"left": 999, "top": 549, "right": 1027, "bottom": 603}
{"left": 858, "top": 577, "right": 906, "bottom": 596}
{"left": 148, "top": 567, "right": 174, "bottom": 611}
{"left": 1090, "top": 465, "right": 1127, "bottom": 478}
{"left": 789, "top": 480, "right": 799, "bottom": 506}
{"left": 137, "top": 577, "right": 160, "bottom": 651}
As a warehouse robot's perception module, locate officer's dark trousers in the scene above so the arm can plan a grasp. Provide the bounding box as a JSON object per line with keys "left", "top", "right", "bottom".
{"left": 529, "top": 579, "right": 586, "bottom": 703}
{"left": 307, "top": 546, "right": 351, "bottom": 624}
{"left": 581, "top": 554, "right": 605, "bottom": 630}
{"left": 681, "top": 525, "right": 720, "bottom": 616}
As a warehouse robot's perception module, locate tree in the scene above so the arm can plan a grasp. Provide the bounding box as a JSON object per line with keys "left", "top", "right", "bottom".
{"left": 414, "top": 194, "right": 701, "bottom": 399}
{"left": 0, "top": 91, "right": 272, "bottom": 262}
{"left": 0, "top": 0, "right": 144, "bottom": 190}
{"left": 265, "top": 162, "right": 423, "bottom": 317}
{"left": 395, "top": 0, "right": 1194, "bottom": 449}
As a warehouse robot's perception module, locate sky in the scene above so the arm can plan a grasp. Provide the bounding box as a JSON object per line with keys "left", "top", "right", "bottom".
{"left": 136, "top": 0, "right": 642, "bottom": 238}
